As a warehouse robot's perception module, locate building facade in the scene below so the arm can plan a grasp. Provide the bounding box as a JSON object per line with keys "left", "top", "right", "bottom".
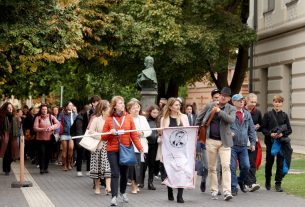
{"left": 248, "top": 0, "right": 305, "bottom": 145}
{"left": 186, "top": 68, "right": 249, "bottom": 112}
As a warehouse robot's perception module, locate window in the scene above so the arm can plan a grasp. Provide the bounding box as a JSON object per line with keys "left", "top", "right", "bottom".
{"left": 264, "top": 0, "right": 275, "bottom": 13}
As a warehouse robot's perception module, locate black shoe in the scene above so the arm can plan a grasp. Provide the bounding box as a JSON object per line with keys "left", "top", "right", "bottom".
{"left": 40, "top": 170, "right": 44, "bottom": 174}
{"left": 4, "top": 172, "right": 9, "bottom": 176}
{"left": 138, "top": 184, "right": 144, "bottom": 188}
{"left": 232, "top": 190, "right": 238, "bottom": 196}
{"left": 265, "top": 182, "right": 271, "bottom": 190}
{"left": 44, "top": 169, "right": 49, "bottom": 174}
{"left": 275, "top": 183, "right": 283, "bottom": 192}
{"left": 238, "top": 182, "right": 247, "bottom": 193}
{"left": 168, "top": 187, "right": 174, "bottom": 201}
{"left": 148, "top": 181, "right": 156, "bottom": 190}
{"left": 177, "top": 197, "right": 184, "bottom": 203}
{"left": 177, "top": 189, "right": 184, "bottom": 203}
{"left": 200, "top": 181, "right": 206, "bottom": 192}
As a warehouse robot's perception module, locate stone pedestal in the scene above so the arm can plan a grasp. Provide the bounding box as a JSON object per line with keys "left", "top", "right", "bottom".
{"left": 140, "top": 90, "right": 158, "bottom": 111}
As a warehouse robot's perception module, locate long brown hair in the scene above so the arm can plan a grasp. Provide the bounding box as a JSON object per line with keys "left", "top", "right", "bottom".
{"left": 0, "top": 102, "right": 16, "bottom": 134}
{"left": 93, "top": 100, "right": 110, "bottom": 117}
{"left": 145, "top": 104, "right": 160, "bottom": 119}
{"left": 109, "top": 96, "right": 124, "bottom": 116}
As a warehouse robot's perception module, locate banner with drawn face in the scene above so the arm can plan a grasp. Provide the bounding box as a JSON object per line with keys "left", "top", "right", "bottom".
{"left": 162, "top": 126, "right": 198, "bottom": 189}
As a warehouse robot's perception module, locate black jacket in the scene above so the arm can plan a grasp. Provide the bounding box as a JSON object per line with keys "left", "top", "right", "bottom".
{"left": 262, "top": 109, "right": 292, "bottom": 145}
{"left": 146, "top": 117, "right": 158, "bottom": 145}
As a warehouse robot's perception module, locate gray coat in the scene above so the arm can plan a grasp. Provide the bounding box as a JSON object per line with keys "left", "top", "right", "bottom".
{"left": 195, "top": 102, "right": 236, "bottom": 148}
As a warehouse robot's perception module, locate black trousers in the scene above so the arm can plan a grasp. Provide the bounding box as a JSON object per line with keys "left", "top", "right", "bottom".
{"left": 3, "top": 141, "right": 12, "bottom": 173}
{"left": 107, "top": 152, "right": 129, "bottom": 197}
{"left": 147, "top": 144, "right": 158, "bottom": 180}
{"left": 74, "top": 139, "right": 90, "bottom": 172}
{"left": 37, "top": 140, "right": 52, "bottom": 171}
{"left": 265, "top": 143, "right": 284, "bottom": 183}
{"left": 245, "top": 146, "right": 258, "bottom": 186}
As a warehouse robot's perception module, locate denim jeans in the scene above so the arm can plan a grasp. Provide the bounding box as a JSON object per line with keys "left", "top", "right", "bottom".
{"left": 195, "top": 142, "right": 208, "bottom": 181}
{"left": 107, "top": 152, "right": 129, "bottom": 197}
{"left": 230, "top": 146, "right": 250, "bottom": 191}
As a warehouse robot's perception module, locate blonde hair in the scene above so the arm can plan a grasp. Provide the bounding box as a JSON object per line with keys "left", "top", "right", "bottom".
{"left": 126, "top": 99, "right": 141, "bottom": 113}
{"left": 109, "top": 96, "right": 124, "bottom": 116}
{"left": 162, "top": 97, "right": 182, "bottom": 127}
{"left": 273, "top": 95, "right": 284, "bottom": 103}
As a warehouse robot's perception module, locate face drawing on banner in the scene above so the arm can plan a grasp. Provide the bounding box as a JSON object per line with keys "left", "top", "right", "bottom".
{"left": 169, "top": 130, "right": 188, "bottom": 148}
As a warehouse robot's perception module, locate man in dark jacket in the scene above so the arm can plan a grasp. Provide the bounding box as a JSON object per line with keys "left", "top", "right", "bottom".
{"left": 244, "top": 93, "right": 263, "bottom": 192}
{"left": 262, "top": 95, "right": 292, "bottom": 192}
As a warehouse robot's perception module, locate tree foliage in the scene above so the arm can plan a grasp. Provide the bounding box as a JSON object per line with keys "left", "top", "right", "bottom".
{"left": 0, "top": 0, "right": 256, "bottom": 102}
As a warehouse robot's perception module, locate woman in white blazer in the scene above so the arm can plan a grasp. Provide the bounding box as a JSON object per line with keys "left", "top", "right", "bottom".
{"left": 127, "top": 99, "right": 152, "bottom": 194}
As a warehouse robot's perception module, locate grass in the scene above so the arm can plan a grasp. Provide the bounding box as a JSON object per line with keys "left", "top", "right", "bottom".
{"left": 255, "top": 150, "right": 305, "bottom": 198}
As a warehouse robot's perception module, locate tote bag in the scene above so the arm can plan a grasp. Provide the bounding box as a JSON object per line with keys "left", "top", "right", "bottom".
{"left": 79, "top": 130, "right": 100, "bottom": 152}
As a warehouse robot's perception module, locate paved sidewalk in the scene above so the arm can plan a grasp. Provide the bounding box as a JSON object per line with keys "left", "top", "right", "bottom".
{"left": 1, "top": 157, "right": 305, "bottom": 207}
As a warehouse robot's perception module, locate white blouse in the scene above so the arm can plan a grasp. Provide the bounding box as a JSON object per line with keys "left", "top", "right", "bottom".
{"left": 132, "top": 115, "right": 152, "bottom": 153}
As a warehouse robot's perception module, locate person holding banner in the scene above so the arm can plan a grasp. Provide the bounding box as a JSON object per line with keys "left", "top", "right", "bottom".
{"left": 160, "top": 97, "right": 190, "bottom": 203}
{"left": 196, "top": 87, "right": 236, "bottom": 201}
{"left": 101, "top": 96, "right": 143, "bottom": 206}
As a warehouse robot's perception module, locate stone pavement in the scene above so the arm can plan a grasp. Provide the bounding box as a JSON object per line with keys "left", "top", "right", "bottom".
{"left": 1, "top": 143, "right": 305, "bottom": 207}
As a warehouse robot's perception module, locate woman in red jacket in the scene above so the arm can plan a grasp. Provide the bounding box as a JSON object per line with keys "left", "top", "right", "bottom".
{"left": 102, "top": 96, "right": 143, "bottom": 206}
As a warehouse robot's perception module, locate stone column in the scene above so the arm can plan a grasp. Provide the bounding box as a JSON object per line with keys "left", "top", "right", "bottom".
{"left": 140, "top": 90, "right": 158, "bottom": 111}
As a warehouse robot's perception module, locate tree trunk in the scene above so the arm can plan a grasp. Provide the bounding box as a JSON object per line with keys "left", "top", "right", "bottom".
{"left": 230, "top": 45, "right": 248, "bottom": 94}
{"left": 230, "top": 0, "right": 250, "bottom": 94}
{"left": 166, "top": 78, "right": 179, "bottom": 98}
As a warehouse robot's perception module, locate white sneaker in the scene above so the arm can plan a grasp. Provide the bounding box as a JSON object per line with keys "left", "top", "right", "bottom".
{"left": 120, "top": 193, "right": 128, "bottom": 203}
{"left": 77, "top": 171, "right": 83, "bottom": 177}
{"left": 224, "top": 193, "right": 233, "bottom": 201}
{"left": 211, "top": 192, "right": 218, "bottom": 200}
{"left": 248, "top": 184, "right": 260, "bottom": 192}
{"left": 110, "top": 196, "right": 117, "bottom": 206}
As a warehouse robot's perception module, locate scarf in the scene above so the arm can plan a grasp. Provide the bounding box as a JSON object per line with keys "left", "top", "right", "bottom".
{"left": 4, "top": 115, "right": 19, "bottom": 137}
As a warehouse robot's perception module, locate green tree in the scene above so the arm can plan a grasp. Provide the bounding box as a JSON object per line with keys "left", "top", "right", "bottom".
{"left": 107, "top": 0, "right": 256, "bottom": 97}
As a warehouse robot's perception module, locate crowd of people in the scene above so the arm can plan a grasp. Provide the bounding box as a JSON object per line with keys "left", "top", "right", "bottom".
{"left": 0, "top": 89, "right": 293, "bottom": 206}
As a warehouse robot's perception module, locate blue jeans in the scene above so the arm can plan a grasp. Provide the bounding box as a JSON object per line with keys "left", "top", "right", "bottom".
{"left": 107, "top": 152, "right": 129, "bottom": 197}
{"left": 195, "top": 142, "right": 208, "bottom": 180}
{"left": 230, "top": 146, "right": 250, "bottom": 191}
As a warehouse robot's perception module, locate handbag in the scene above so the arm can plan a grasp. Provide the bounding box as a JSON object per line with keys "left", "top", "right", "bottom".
{"left": 198, "top": 107, "right": 217, "bottom": 144}
{"left": 49, "top": 114, "right": 59, "bottom": 143}
{"left": 79, "top": 129, "right": 100, "bottom": 152}
{"left": 112, "top": 117, "right": 137, "bottom": 166}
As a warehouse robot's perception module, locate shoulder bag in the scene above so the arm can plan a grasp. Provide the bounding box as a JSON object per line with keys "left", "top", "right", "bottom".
{"left": 198, "top": 107, "right": 217, "bottom": 144}
{"left": 79, "top": 116, "right": 100, "bottom": 152}
{"left": 112, "top": 117, "right": 137, "bottom": 166}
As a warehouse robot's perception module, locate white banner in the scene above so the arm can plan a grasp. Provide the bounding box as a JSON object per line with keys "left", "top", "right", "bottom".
{"left": 162, "top": 126, "right": 198, "bottom": 189}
